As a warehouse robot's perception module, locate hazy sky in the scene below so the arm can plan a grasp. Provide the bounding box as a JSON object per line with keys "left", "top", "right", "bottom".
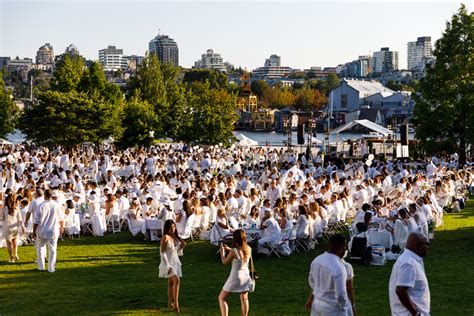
{"left": 0, "top": 1, "right": 469, "bottom": 70}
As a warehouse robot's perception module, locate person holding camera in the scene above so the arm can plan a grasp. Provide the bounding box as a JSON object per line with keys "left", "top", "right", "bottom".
{"left": 218, "top": 229, "right": 252, "bottom": 316}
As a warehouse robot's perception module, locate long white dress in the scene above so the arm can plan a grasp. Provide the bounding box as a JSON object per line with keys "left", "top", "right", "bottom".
{"left": 159, "top": 238, "right": 182, "bottom": 278}
{"left": 223, "top": 248, "right": 251, "bottom": 293}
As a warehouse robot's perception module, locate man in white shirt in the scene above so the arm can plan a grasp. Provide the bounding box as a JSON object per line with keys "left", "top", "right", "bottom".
{"left": 106, "top": 170, "right": 117, "bottom": 194}
{"left": 33, "top": 189, "right": 64, "bottom": 273}
{"left": 24, "top": 188, "right": 44, "bottom": 228}
{"left": 389, "top": 232, "right": 430, "bottom": 316}
{"left": 305, "top": 234, "right": 353, "bottom": 315}
{"left": 265, "top": 180, "right": 282, "bottom": 207}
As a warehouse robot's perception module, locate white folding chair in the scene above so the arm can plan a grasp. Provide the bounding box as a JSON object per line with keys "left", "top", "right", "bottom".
{"left": 106, "top": 215, "right": 121, "bottom": 233}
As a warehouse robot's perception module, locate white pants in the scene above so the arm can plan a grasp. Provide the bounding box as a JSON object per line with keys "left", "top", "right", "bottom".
{"left": 37, "top": 238, "right": 58, "bottom": 272}
{"left": 311, "top": 300, "right": 351, "bottom": 316}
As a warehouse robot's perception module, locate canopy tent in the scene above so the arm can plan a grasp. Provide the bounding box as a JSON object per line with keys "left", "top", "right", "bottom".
{"left": 235, "top": 134, "right": 258, "bottom": 146}
{"left": 329, "top": 119, "right": 393, "bottom": 137}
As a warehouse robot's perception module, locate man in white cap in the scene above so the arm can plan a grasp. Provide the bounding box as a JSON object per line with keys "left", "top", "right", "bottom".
{"left": 33, "top": 189, "right": 64, "bottom": 273}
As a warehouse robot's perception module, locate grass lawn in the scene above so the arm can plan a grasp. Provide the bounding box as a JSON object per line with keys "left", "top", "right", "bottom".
{"left": 1, "top": 199, "right": 474, "bottom": 315}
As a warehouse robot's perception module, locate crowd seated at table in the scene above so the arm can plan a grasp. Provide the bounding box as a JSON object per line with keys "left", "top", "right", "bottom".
{"left": 0, "top": 143, "right": 472, "bottom": 261}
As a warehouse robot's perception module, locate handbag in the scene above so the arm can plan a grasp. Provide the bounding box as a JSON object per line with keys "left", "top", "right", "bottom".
{"left": 248, "top": 254, "right": 257, "bottom": 293}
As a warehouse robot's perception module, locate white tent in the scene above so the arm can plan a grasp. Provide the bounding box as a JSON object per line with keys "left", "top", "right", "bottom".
{"left": 330, "top": 119, "right": 393, "bottom": 137}
{"left": 235, "top": 134, "right": 258, "bottom": 146}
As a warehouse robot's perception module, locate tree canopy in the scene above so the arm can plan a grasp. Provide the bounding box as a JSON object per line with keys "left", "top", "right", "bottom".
{"left": 0, "top": 72, "right": 20, "bottom": 138}
{"left": 412, "top": 4, "right": 473, "bottom": 164}
{"left": 21, "top": 59, "right": 123, "bottom": 148}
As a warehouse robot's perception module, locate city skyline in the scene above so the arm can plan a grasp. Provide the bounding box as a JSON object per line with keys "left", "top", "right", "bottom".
{"left": 1, "top": 1, "right": 470, "bottom": 70}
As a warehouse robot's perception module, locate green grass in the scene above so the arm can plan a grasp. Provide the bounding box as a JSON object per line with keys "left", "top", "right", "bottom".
{"left": 1, "top": 199, "right": 474, "bottom": 315}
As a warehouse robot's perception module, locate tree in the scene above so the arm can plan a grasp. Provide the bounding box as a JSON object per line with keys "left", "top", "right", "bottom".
{"left": 128, "top": 54, "right": 166, "bottom": 105}
{"left": 250, "top": 80, "right": 269, "bottom": 100}
{"left": 412, "top": 4, "right": 473, "bottom": 165}
{"left": 326, "top": 73, "right": 340, "bottom": 92}
{"left": 51, "top": 54, "right": 85, "bottom": 92}
{"left": 385, "top": 80, "right": 415, "bottom": 93}
{"left": 179, "top": 82, "right": 237, "bottom": 145}
{"left": 262, "top": 85, "right": 296, "bottom": 109}
{"left": 118, "top": 96, "right": 158, "bottom": 148}
{"left": 21, "top": 91, "right": 123, "bottom": 148}
{"left": 294, "top": 85, "right": 328, "bottom": 111}
{"left": 0, "top": 73, "right": 20, "bottom": 138}
{"left": 182, "top": 69, "right": 228, "bottom": 90}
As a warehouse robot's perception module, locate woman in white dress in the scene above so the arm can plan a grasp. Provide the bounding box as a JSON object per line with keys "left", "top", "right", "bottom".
{"left": 219, "top": 229, "right": 252, "bottom": 316}
{"left": 159, "top": 219, "right": 186, "bottom": 313}
{"left": 2, "top": 194, "right": 23, "bottom": 262}
{"left": 394, "top": 208, "right": 410, "bottom": 250}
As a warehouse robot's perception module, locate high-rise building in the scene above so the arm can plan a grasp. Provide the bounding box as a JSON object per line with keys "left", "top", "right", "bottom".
{"left": 148, "top": 33, "right": 179, "bottom": 67}
{"left": 373, "top": 47, "right": 399, "bottom": 73}
{"left": 253, "top": 54, "right": 291, "bottom": 80}
{"left": 36, "top": 43, "right": 54, "bottom": 65}
{"left": 407, "top": 36, "right": 433, "bottom": 71}
{"left": 99, "top": 45, "right": 128, "bottom": 71}
{"left": 264, "top": 54, "right": 281, "bottom": 67}
{"left": 194, "top": 49, "right": 227, "bottom": 72}
{"left": 65, "top": 44, "right": 80, "bottom": 56}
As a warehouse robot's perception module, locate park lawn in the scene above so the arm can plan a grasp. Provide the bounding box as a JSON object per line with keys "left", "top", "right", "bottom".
{"left": 1, "top": 199, "right": 474, "bottom": 316}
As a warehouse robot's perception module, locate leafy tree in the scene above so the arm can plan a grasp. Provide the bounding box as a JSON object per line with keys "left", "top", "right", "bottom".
{"left": 385, "top": 80, "right": 415, "bottom": 93}
{"left": 0, "top": 73, "right": 20, "bottom": 138}
{"left": 183, "top": 69, "right": 229, "bottom": 90}
{"left": 180, "top": 82, "right": 237, "bottom": 145}
{"left": 289, "top": 71, "right": 307, "bottom": 79}
{"left": 326, "top": 73, "right": 340, "bottom": 92}
{"left": 262, "top": 85, "right": 296, "bottom": 109}
{"left": 51, "top": 54, "right": 85, "bottom": 92}
{"left": 21, "top": 91, "right": 123, "bottom": 148}
{"left": 250, "top": 80, "right": 269, "bottom": 100}
{"left": 412, "top": 4, "right": 473, "bottom": 165}
{"left": 118, "top": 96, "right": 158, "bottom": 148}
{"left": 128, "top": 54, "right": 166, "bottom": 105}
{"left": 294, "top": 85, "right": 327, "bottom": 111}
{"left": 308, "top": 79, "right": 329, "bottom": 96}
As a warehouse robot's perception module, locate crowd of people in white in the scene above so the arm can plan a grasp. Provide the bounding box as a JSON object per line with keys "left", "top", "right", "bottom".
{"left": 0, "top": 143, "right": 472, "bottom": 266}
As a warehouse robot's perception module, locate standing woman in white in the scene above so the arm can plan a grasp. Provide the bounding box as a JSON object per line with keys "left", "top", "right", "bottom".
{"left": 2, "top": 194, "right": 23, "bottom": 262}
{"left": 218, "top": 229, "right": 252, "bottom": 316}
{"left": 159, "top": 219, "right": 186, "bottom": 313}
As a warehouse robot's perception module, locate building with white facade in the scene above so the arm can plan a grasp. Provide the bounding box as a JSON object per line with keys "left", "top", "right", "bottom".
{"left": 373, "top": 47, "right": 399, "bottom": 74}
{"left": 99, "top": 45, "right": 128, "bottom": 71}
{"left": 407, "top": 36, "right": 433, "bottom": 72}
{"left": 328, "top": 78, "right": 413, "bottom": 125}
{"left": 253, "top": 54, "right": 291, "bottom": 80}
{"left": 194, "top": 49, "right": 227, "bottom": 72}
{"left": 36, "top": 43, "right": 54, "bottom": 65}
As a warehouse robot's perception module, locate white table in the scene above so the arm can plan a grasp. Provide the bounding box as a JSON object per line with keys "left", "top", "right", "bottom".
{"left": 145, "top": 218, "right": 162, "bottom": 241}
{"left": 368, "top": 230, "right": 393, "bottom": 249}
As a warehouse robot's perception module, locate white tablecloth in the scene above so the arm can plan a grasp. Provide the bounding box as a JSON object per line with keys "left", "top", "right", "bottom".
{"left": 145, "top": 219, "right": 162, "bottom": 241}
{"left": 368, "top": 230, "right": 393, "bottom": 249}
{"left": 145, "top": 219, "right": 162, "bottom": 230}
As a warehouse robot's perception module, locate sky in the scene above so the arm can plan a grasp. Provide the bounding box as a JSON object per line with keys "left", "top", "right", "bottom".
{"left": 0, "top": 1, "right": 470, "bottom": 70}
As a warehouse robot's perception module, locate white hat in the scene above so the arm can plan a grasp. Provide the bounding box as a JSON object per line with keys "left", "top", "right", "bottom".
{"left": 74, "top": 192, "right": 82, "bottom": 198}
{"left": 52, "top": 190, "right": 60, "bottom": 198}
